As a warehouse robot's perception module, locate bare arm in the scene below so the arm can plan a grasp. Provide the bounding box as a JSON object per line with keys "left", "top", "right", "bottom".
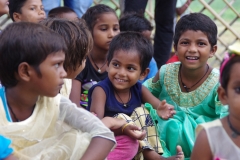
{"left": 191, "top": 129, "right": 212, "bottom": 160}
{"left": 69, "top": 79, "right": 82, "bottom": 108}
{"left": 142, "top": 86, "right": 160, "bottom": 110}
{"left": 80, "top": 137, "right": 114, "bottom": 160}
{"left": 89, "top": 86, "right": 106, "bottom": 119}
{"left": 176, "top": 0, "right": 192, "bottom": 15}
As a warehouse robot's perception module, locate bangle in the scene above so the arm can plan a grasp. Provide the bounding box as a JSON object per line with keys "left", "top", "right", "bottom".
{"left": 121, "top": 123, "right": 131, "bottom": 133}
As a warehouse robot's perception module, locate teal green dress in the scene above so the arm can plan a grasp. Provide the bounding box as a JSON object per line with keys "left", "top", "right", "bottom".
{"left": 143, "top": 62, "right": 228, "bottom": 159}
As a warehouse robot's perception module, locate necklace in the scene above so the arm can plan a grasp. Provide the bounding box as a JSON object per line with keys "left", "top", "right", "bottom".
{"left": 90, "top": 54, "right": 107, "bottom": 73}
{"left": 227, "top": 116, "right": 240, "bottom": 138}
{"left": 114, "top": 90, "right": 131, "bottom": 107}
{"left": 179, "top": 64, "right": 209, "bottom": 92}
{"left": 8, "top": 105, "right": 35, "bottom": 122}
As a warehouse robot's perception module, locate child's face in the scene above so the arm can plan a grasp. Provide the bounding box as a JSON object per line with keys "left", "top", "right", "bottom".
{"left": 31, "top": 51, "right": 67, "bottom": 97}
{"left": 175, "top": 30, "right": 217, "bottom": 70}
{"left": 218, "top": 63, "right": 240, "bottom": 117}
{"left": 92, "top": 13, "right": 120, "bottom": 51}
{"left": 107, "top": 50, "right": 147, "bottom": 92}
{"left": 66, "top": 59, "right": 86, "bottom": 79}
{"left": 14, "top": 0, "right": 45, "bottom": 23}
{"left": 60, "top": 12, "right": 78, "bottom": 21}
{"left": 0, "top": 0, "right": 9, "bottom": 16}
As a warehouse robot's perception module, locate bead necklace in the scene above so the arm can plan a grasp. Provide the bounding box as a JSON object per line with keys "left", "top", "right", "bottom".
{"left": 114, "top": 90, "right": 131, "bottom": 107}
{"left": 179, "top": 64, "right": 209, "bottom": 92}
{"left": 227, "top": 116, "right": 240, "bottom": 138}
{"left": 90, "top": 54, "right": 107, "bottom": 73}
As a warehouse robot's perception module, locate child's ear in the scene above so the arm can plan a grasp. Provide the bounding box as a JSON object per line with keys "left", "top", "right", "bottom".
{"left": 18, "top": 62, "right": 32, "bottom": 82}
{"left": 13, "top": 12, "right": 22, "bottom": 22}
{"left": 139, "top": 68, "right": 150, "bottom": 81}
{"left": 217, "top": 86, "right": 228, "bottom": 105}
{"left": 209, "top": 45, "right": 217, "bottom": 58}
{"left": 173, "top": 44, "right": 178, "bottom": 55}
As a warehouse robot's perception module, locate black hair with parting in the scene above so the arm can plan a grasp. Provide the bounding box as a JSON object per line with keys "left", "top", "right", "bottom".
{"left": 107, "top": 31, "right": 153, "bottom": 73}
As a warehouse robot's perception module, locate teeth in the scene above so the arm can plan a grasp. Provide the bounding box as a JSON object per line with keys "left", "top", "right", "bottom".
{"left": 186, "top": 56, "right": 199, "bottom": 60}
{"left": 115, "top": 78, "right": 127, "bottom": 82}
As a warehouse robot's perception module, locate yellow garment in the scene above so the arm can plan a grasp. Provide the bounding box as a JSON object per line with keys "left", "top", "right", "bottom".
{"left": 0, "top": 95, "right": 115, "bottom": 160}
{"left": 60, "top": 79, "right": 72, "bottom": 98}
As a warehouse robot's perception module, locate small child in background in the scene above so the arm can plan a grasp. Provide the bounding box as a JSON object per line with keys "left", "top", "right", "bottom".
{"left": 9, "top": 0, "right": 45, "bottom": 23}
{"left": 191, "top": 48, "right": 240, "bottom": 160}
{"left": 0, "top": 135, "right": 17, "bottom": 160}
{"left": 40, "top": 18, "right": 92, "bottom": 98}
{"left": 0, "top": 22, "right": 115, "bottom": 159}
{"left": 48, "top": 6, "right": 78, "bottom": 20}
{"left": 88, "top": 31, "right": 183, "bottom": 160}
{"left": 70, "top": 4, "right": 120, "bottom": 108}
{"left": 119, "top": 12, "right": 158, "bottom": 83}
{"left": 143, "top": 13, "right": 228, "bottom": 158}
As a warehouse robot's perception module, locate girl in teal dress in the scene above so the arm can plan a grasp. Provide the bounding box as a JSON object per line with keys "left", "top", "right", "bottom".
{"left": 143, "top": 13, "right": 228, "bottom": 159}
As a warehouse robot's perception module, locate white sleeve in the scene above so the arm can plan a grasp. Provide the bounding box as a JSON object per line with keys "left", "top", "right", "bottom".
{"left": 59, "top": 96, "right": 116, "bottom": 143}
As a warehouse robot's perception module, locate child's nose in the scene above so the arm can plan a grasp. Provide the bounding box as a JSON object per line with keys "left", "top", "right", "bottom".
{"left": 188, "top": 44, "right": 197, "bottom": 52}
{"left": 108, "top": 30, "right": 114, "bottom": 38}
{"left": 61, "top": 68, "right": 67, "bottom": 78}
{"left": 118, "top": 68, "right": 126, "bottom": 77}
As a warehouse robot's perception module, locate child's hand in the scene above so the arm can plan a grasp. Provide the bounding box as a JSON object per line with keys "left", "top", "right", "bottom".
{"left": 157, "top": 100, "right": 176, "bottom": 120}
{"left": 122, "top": 123, "right": 146, "bottom": 140}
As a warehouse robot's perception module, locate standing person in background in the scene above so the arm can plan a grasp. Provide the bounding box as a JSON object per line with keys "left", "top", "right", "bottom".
{"left": 42, "top": 0, "right": 93, "bottom": 17}
{"left": 119, "top": 0, "right": 177, "bottom": 69}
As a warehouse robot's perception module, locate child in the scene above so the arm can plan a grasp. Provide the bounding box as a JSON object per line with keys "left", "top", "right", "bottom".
{"left": 48, "top": 6, "right": 78, "bottom": 20}
{"left": 0, "top": 22, "right": 116, "bottom": 159}
{"left": 0, "top": 0, "right": 8, "bottom": 17}
{"left": 191, "top": 46, "right": 240, "bottom": 160}
{"left": 70, "top": 4, "right": 120, "bottom": 108}
{"left": 88, "top": 31, "right": 183, "bottom": 160}
{"left": 40, "top": 18, "right": 92, "bottom": 98}
{"left": 9, "top": 0, "right": 45, "bottom": 23}
{"left": 143, "top": 13, "right": 229, "bottom": 159}
{"left": 119, "top": 12, "right": 158, "bottom": 83}
{"left": 0, "top": 135, "right": 17, "bottom": 160}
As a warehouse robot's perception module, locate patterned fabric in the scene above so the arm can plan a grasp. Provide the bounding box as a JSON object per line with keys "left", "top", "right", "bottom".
{"left": 143, "top": 62, "right": 229, "bottom": 159}
{"left": 197, "top": 119, "right": 240, "bottom": 160}
{"left": 115, "top": 105, "right": 163, "bottom": 160}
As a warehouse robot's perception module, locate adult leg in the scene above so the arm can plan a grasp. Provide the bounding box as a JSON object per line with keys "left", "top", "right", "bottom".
{"left": 42, "top": 0, "right": 61, "bottom": 16}
{"left": 154, "top": 0, "right": 177, "bottom": 69}
{"left": 122, "top": 0, "right": 148, "bottom": 14}
{"left": 64, "top": 0, "right": 93, "bottom": 18}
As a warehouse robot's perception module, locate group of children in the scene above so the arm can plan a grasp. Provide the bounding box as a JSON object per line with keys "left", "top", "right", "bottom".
{"left": 0, "top": 0, "right": 240, "bottom": 159}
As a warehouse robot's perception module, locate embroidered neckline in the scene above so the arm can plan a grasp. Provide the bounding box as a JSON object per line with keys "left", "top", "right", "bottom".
{"left": 164, "top": 63, "right": 219, "bottom": 107}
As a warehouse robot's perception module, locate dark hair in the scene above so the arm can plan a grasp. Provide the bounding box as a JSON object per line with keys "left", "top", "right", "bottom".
{"left": 48, "top": 6, "right": 76, "bottom": 18}
{"left": 0, "top": 22, "right": 67, "bottom": 88}
{"left": 107, "top": 31, "right": 153, "bottom": 73}
{"left": 9, "top": 0, "right": 27, "bottom": 21}
{"left": 174, "top": 13, "right": 217, "bottom": 48}
{"left": 220, "top": 55, "right": 240, "bottom": 90}
{"left": 40, "top": 18, "right": 93, "bottom": 72}
{"left": 82, "top": 4, "right": 117, "bottom": 33}
{"left": 119, "top": 12, "right": 153, "bottom": 32}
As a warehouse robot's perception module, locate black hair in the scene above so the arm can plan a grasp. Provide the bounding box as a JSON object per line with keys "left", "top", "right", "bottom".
{"left": 9, "top": 0, "right": 28, "bottom": 21}
{"left": 40, "top": 18, "right": 93, "bottom": 72}
{"left": 220, "top": 55, "right": 240, "bottom": 90}
{"left": 0, "top": 22, "right": 67, "bottom": 88}
{"left": 174, "top": 13, "right": 217, "bottom": 48}
{"left": 48, "top": 6, "right": 76, "bottom": 18}
{"left": 119, "top": 12, "right": 153, "bottom": 32}
{"left": 107, "top": 31, "right": 153, "bottom": 73}
{"left": 82, "top": 4, "right": 117, "bottom": 33}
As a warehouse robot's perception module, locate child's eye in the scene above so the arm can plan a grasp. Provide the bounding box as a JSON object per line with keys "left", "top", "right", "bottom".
{"left": 198, "top": 42, "right": 206, "bottom": 46}
{"left": 127, "top": 67, "right": 135, "bottom": 71}
{"left": 234, "top": 87, "right": 240, "bottom": 94}
{"left": 100, "top": 28, "right": 107, "bottom": 31}
{"left": 112, "top": 63, "right": 119, "bottom": 67}
{"left": 30, "top": 7, "right": 35, "bottom": 10}
{"left": 180, "top": 41, "right": 188, "bottom": 45}
{"left": 114, "top": 27, "right": 119, "bottom": 31}
{"left": 55, "top": 63, "right": 60, "bottom": 68}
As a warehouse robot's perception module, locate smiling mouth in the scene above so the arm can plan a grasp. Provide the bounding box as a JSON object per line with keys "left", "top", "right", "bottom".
{"left": 115, "top": 78, "right": 127, "bottom": 82}
{"left": 186, "top": 56, "right": 199, "bottom": 60}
